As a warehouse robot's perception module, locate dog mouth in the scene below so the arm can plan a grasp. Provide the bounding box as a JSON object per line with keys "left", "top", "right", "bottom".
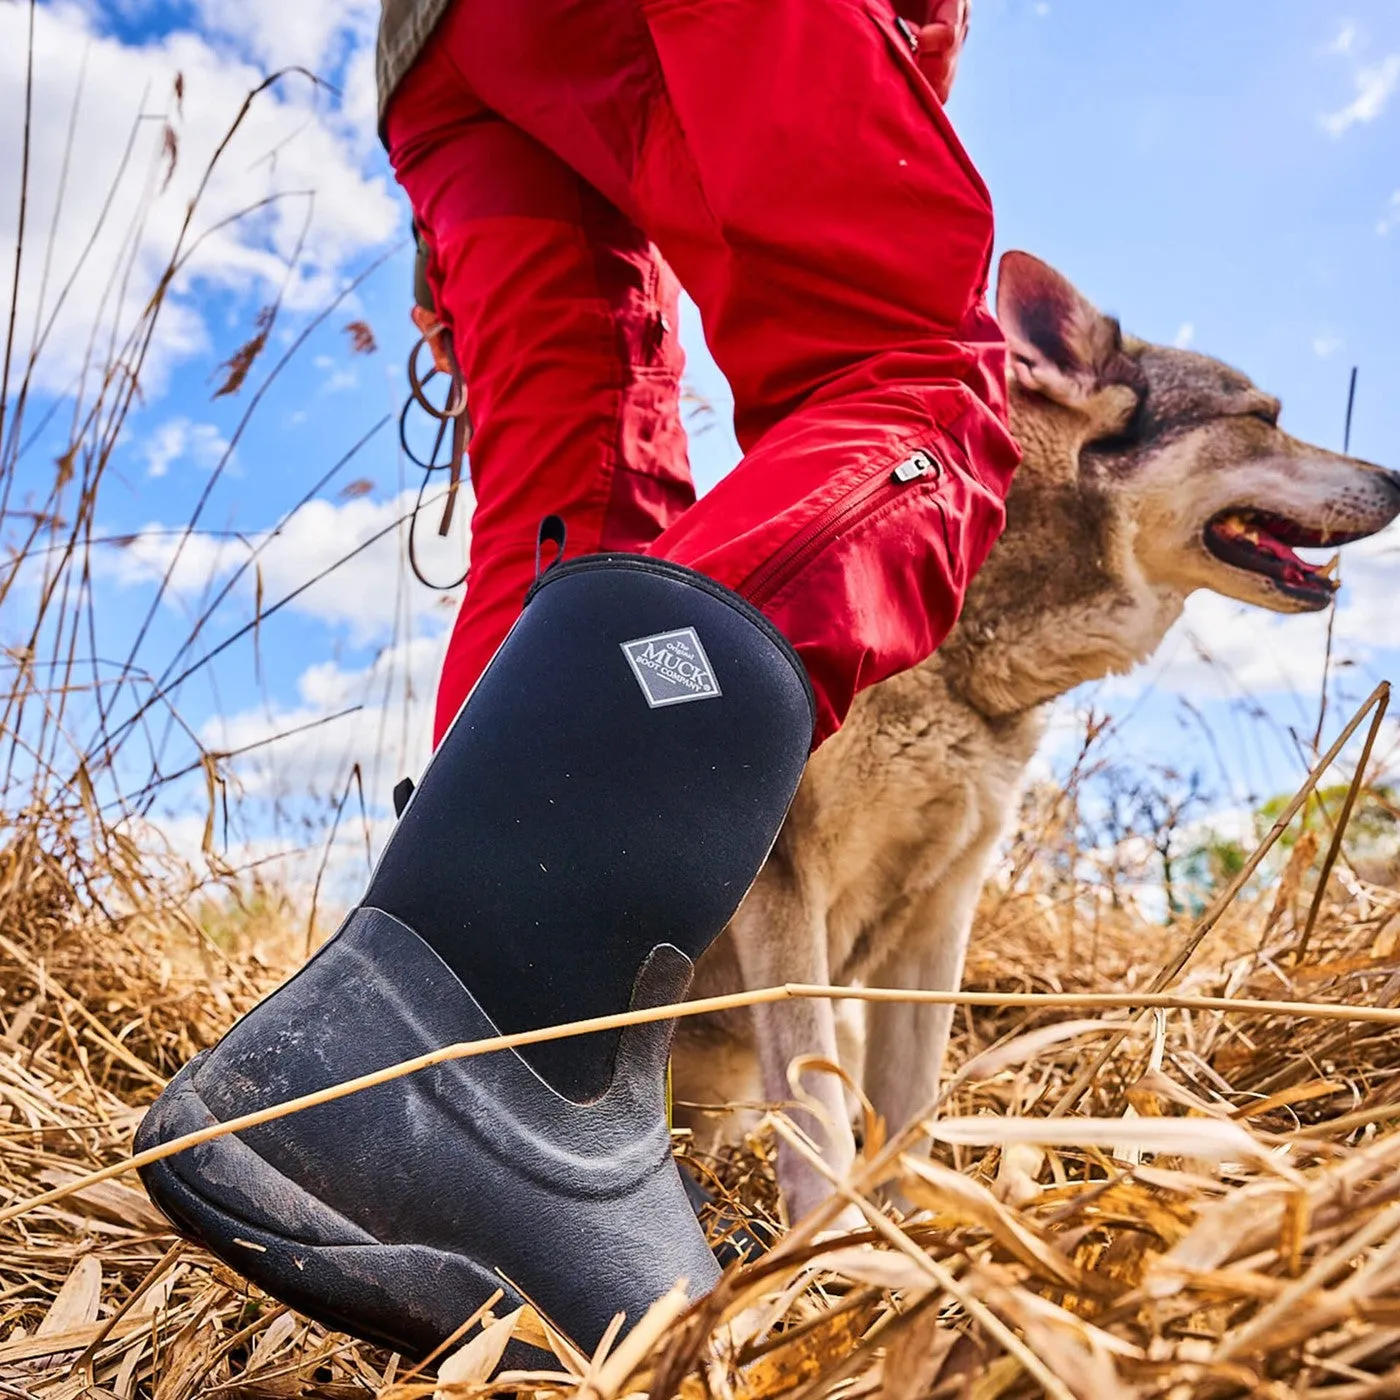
{"left": 1203, "top": 508, "right": 1365, "bottom": 604}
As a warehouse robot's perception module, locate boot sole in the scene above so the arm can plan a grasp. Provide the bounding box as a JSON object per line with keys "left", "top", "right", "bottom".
{"left": 136, "top": 907, "right": 721, "bottom": 1363}
{"left": 139, "top": 1059, "right": 547, "bottom": 1366}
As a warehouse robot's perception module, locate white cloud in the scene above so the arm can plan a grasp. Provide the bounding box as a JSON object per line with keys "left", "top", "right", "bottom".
{"left": 1312, "top": 333, "right": 1343, "bottom": 358}
{"left": 95, "top": 486, "right": 469, "bottom": 645}
{"left": 1321, "top": 52, "right": 1400, "bottom": 136}
{"left": 1327, "top": 22, "right": 1358, "bottom": 57}
{"left": 338, "top": 36, "right": 382, "bottom": 159}
{"left": 313, "top": 352, "right": 359, "bottom": 393}
{"left": 0, "top": 2, "right": 400, "bottom": 402}
{"left": 1022, "top": 699, "right": 1094, "bottom": 787}
{"left": 1377, "top": 190, "right": 1400, "bottom": 236}
{"left": 166, "top": 633, "right": 451, "bottom": 907}
{"left": 1173, "top": 322, "right": 1195, "bottom": 349}
{"left": 1113, "top": 526, "right": 1400, "bottom": 703}
{"left": 1033, "top": 2, "right": 1050, "bottom": 15}
{"left": 107, "top": 624, "right": 454, "bottom": 913}
{"left": 204, "top": 632, "right": 446, "bottom": 802}
{"left": 141, "top": 416, "right": 231, "bottom": 478}
{"left": 1133, "top": 592, "right": 1333, "bottom": 700}
{"left": 100, "top": 488, "right": 470, "bottom": 905}
{"left": 121, "top": 802, "right": 395, "bottom": 918}
{"left": 190, "top": 0, "right": 378, "bottom": 79}
{"left": 92, "top": 525, "right": 249, "bottom": 596}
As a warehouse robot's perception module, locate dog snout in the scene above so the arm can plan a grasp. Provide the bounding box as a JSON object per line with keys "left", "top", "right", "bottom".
{"left": 1332, "top": 452, "right": 1400, "bottom": 514}
{"left": 1359, "top": 463, "right": 1400, "bottom": 530}
{"left": 1361, "top": 462, "right": 1400, "bottom": 514}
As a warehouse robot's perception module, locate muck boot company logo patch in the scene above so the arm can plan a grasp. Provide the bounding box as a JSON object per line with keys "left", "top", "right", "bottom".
{"left": 620, "top": 627, "right": 722, "bottom": 708}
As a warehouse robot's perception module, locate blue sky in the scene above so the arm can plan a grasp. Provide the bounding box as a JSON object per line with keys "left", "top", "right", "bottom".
{"left": 3, "top": 0, "right": 1398, "bottom": 882}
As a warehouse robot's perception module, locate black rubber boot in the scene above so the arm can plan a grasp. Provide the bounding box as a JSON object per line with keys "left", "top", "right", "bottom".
{"left": 135, "top": 555, "right": 813, "bottom": 1360}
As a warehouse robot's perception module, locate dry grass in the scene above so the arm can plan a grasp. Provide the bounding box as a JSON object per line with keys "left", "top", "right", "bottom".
{"left": 7, "top": 737, "right": 1400, "bottom": 1400}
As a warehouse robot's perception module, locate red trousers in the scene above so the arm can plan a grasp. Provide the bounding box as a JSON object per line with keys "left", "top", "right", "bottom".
{"left": 386, "top": 0, "right": 1021, "bottom": 747}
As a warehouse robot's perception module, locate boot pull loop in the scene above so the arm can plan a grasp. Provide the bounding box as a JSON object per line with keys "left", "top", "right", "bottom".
{"left": 534, "top": 515, "right": 567, "bottom": 581}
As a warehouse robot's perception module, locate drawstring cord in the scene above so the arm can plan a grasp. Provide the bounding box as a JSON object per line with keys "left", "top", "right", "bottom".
{"left": 400, "top": 322, "right": 471, "bottom": 591}
{"left": 398, "top": 227, "right": 569, "bottom": 599}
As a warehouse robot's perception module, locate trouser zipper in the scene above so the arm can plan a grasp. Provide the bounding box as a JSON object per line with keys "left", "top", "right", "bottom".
{"left": 741, "top": 449, "right": 942, "bottom": 606}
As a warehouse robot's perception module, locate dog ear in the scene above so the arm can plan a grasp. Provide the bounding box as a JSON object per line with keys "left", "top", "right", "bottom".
{"left": 997, "top": 252, "right": 1122, "bottom": 406}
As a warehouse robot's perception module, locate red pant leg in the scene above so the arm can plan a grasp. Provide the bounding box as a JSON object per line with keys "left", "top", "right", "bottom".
{"left": 386, "top": 60, "right": 695, "bottom": 743}
{"left": 423, "top": 0, "right": 1022, "bottom": 743}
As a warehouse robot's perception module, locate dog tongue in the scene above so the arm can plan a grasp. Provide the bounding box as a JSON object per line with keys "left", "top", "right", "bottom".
{"left": 1213, "top": 513, "right": 1336, "bottom": 591}
{"left": 1218, "top": 514, "right": 1300, "bottom": 565}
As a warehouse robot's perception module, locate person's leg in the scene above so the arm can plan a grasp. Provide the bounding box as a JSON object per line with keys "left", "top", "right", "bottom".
{"left": 385, "top": 44, "right": 696, "bottom": 741}
{"left": 432, "top": 0, "right": 1022, "bottom": 742}
{"left": 138, "top": 32, "right": 815, "bottom": 1362}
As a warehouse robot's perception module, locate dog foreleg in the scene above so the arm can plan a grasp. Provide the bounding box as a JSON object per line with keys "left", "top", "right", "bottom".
{"left": 861, "top": 858, "right": 987, "bottom": 1150}
{"left": 730, "top": 856, "right": 859, "bottom": 1226}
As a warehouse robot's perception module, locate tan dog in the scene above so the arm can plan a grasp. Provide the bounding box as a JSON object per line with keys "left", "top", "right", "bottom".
{"left": 672, "top": 251, "right": 1400, "bottom": 1221}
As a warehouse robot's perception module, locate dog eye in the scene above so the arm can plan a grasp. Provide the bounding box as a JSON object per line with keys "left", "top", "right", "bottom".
{"left": 1084, "top": 429, "right": 1139, "bottom": 454}
{"left": 1085, "top": 407, "right": 1147, "bottom": 455}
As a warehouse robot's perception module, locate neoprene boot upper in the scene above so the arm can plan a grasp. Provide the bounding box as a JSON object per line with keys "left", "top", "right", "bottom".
{"left": 136, "top": 554, "right": 813, "bottom": 1358}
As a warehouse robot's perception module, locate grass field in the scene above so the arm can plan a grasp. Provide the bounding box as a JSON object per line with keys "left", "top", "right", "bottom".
{"left": 6, "top": 697, "right": 1400, "bottom": 1398}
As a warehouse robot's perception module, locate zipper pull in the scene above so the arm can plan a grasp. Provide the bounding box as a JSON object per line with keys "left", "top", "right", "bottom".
{"left": 891, "top": 450, "right": 938, "bottom": 484}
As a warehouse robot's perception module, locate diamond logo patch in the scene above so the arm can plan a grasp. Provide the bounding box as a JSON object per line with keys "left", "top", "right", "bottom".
{"left": 620, "top": 627, "right": 722, "bottom": 708}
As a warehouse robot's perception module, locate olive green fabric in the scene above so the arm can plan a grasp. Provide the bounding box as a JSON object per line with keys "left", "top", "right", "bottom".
{"left": 413, "top": 226, "right": 435, "bottom": 311}
{"left": 376, "top": 0, "right": 451, "bottom": 127}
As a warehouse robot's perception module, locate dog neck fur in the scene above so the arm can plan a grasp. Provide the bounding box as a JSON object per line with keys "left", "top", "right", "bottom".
{"left": 940, "top": 255, "right": 1190, "bottom": 718}
{"left": 943, "top": 391, "right": 1187, "bottom": 718}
